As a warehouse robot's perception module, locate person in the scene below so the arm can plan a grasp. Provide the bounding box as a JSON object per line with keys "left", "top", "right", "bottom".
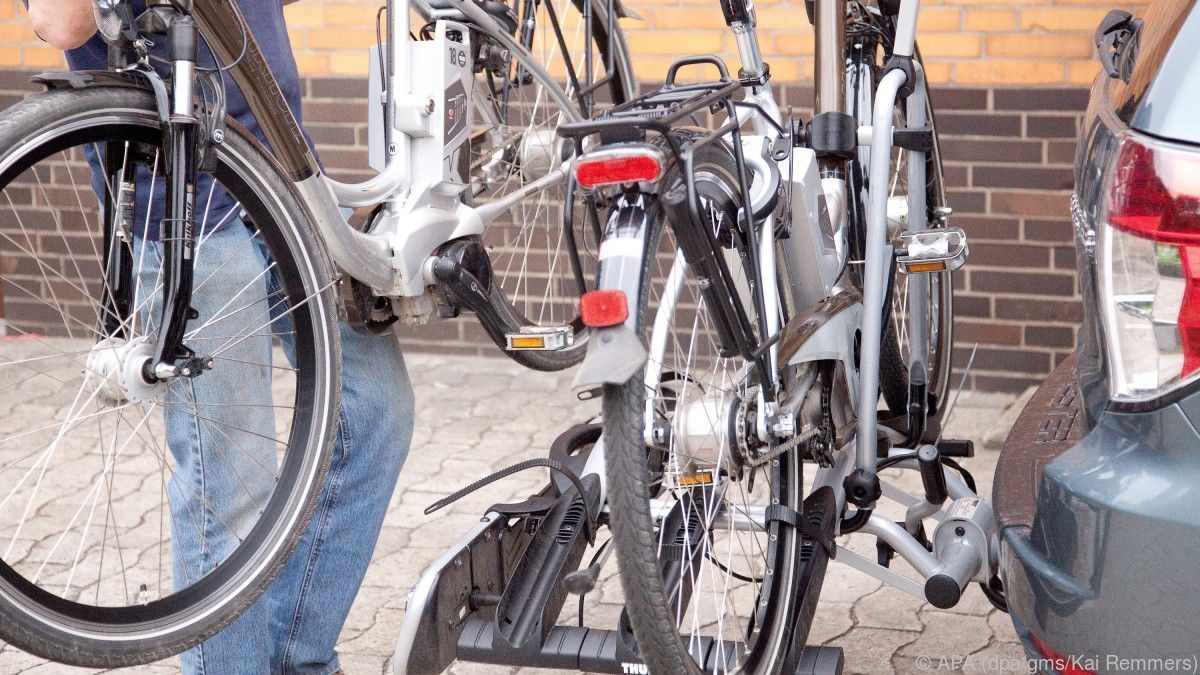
{"left": 25, "top": 2, "right": 415, "bottom": 674}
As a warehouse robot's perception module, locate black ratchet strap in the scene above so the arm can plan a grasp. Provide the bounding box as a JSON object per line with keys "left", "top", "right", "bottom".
{"left": 424, "top": 458, "right": 598, "bottom": 543}
{"left": 765, "top": 504, "right": 836, "bottom": 558}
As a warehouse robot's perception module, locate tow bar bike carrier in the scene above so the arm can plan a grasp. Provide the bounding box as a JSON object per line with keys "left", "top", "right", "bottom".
{"left": 392, "top": 423, "right": 846, "bottom": 675}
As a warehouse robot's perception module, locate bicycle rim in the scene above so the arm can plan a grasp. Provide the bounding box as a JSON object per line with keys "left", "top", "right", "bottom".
{"left": 0, "top": 90, "right": 336, "bottom": 663}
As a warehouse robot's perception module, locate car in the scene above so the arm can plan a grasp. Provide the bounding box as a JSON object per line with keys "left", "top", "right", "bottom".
{"left": 995, "top": 1, "right": 1200, "bottom": 672}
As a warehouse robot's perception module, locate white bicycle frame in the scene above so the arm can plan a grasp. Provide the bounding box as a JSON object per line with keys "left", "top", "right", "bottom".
{"left": 288, "top": 0, "right": 598, "bottom": 308}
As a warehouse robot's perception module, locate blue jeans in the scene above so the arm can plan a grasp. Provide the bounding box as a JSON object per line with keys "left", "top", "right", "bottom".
{"left": 135, "top": 221, "right": 414, "bottom": 674}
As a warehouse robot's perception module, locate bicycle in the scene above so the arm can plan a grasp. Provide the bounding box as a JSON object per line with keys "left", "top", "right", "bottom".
{"left": 0, "top": 0, "right": 634, "bottom": 665}
{"left": 394, "top": 0, "right": 1000, "bottom": 673}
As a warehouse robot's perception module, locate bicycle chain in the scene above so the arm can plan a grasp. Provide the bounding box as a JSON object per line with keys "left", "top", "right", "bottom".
{"left": 744, "top": 425, "right": 821, "bottom": 468}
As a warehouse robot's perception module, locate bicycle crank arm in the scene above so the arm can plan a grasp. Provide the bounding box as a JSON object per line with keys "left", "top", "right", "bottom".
{"left": 430, "top": 239, "right": 573, "bottom": 352}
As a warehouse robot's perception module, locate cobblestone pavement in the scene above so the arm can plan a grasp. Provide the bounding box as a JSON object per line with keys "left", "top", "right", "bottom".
{"left": 0, "top": 353, "right": 1027, "bottom": 675}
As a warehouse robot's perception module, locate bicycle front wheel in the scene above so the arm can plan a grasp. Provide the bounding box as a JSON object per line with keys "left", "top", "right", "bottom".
{"left": 0, "top": 86, "right": 338, "bottom": 666}
{"left": 604, "top": 132, "right": 808, "bottom": 674}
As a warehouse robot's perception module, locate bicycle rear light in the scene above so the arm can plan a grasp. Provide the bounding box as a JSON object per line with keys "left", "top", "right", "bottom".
{"left": 580, "top": 290, "right": 629, "bottom": 327}
{"left": 1097, "top": 133, "right": 1200, "bottom": 400}
{"left": 573, "top": 145, "right": 665, "bottom": 189}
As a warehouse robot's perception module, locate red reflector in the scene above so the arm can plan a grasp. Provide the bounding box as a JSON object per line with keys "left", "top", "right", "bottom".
{"left": 575, "top": 154, "right": 662, "bottom": 189}
{"left": 1181, "top": 247, "right": 1200, "bottom": 376}
{"left": 1108, "top": 137, "right": 1200, "bottom": 245}
{"left": 1029, "top": 634, "right": 1097, "bottom": 675}
{"left": 580, "top": 290, "right": 628, "bottom": 327}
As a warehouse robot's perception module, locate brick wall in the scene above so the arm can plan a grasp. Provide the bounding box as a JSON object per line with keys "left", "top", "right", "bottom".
{"left": 0, "top": 0, "right": 1126, "bottom": 390}
{"left": 1, "top": 1, "right": 1151, "bottom": 84}
{"left": 0, "top": 68, "right": 1084, "bottom": 392}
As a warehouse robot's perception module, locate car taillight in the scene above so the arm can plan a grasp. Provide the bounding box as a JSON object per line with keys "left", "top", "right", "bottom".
{"left": 573, "top": 145, "right": 665, "bottom": 189}
{"left": 1098, "top": 133, "right": 1200, "bottom": 400}
{"left": 1029, "top": 634, "right": 1097, "bottom": 675}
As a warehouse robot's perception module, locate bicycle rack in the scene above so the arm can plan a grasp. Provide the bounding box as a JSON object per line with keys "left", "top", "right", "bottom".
{"left": 392, "top": 421, "right": 846, "bottom": 675}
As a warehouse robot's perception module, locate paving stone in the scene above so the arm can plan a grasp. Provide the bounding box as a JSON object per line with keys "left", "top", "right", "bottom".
{"left": 808, "top": 601, "right": 854, "bottom": 645}
{"left": 898, "top": 612, "right": 992, "bottom": 659}
{"left": 987, "top": 610, "right": 1023, "bottom": 644}
{"left": 854, "top": 586, "right": 926, "bottom": 631}
{"left": 837, "top": 626, "right": 921, "bottom": 675}
{"left": 0, "top": 354, "right": 1022, "bottom": 675}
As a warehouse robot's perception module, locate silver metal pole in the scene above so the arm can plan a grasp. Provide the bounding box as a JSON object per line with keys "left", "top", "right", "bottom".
{"left": 892, "top": 0, "right": 921, "bottom": 58}
{"left": 905, "top": 64, "right": 929, "bottom": 387}
{"left": 813, "top": 0, "right": 845, "bottom": 116}
{"left": 855, "top": 68, "right": 907, "bottom": 476}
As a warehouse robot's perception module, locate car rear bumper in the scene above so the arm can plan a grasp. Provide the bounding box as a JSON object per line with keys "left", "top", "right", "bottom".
{"left": 996, "top": 354, "right": 1200, "bottom": 668}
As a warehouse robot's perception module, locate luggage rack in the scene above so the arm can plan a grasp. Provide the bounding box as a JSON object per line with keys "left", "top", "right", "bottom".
{"left": 558, "top": 54, "right": 793, "bottom": 379}
{"left": 558, "top": 54, "right": 778, "bottom": 257}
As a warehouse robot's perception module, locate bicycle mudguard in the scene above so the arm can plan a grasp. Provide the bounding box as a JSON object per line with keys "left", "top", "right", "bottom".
{"left": 572, "top": 191, "right": 657, "bottom": 391}
{"left": 34, "top": 69, "right": 170, "bottom": 121}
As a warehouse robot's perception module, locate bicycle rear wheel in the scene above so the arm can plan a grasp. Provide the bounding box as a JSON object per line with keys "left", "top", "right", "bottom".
{"left": 604, "top": 133, "right": 807, "bottom": 674}
{"left": 458, "top": 0, "right": 634, "bottom": 370}
{"left": 0, "top": 86, "right": 338, "bottom": 666}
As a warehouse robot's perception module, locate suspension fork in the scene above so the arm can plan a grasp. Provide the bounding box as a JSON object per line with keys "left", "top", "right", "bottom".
{"left": 151, "top": 15, "right": 202, "bottom": 374}
{"left": 101, "top": 143, "right": 136, "bottom": 339}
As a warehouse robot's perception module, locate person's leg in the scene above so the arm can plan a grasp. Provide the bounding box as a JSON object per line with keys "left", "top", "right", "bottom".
{"left": 265, "top": 320, "right": 415, "bottom": 674}
{"left": 135, "top": 221, "right": 279, "bottom": 675}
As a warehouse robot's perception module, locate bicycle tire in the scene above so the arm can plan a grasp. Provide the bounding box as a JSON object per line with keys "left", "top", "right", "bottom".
{"left": 604, "top": 130, "right": 808, "bottom": 675}
{"left": 0, "top": 86, "right": 338, "bottom": 667}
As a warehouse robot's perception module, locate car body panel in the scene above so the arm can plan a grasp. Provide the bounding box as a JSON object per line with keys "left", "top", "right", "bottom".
{"left": 1002, "top": 393, "right": 1200, "bottom": 664}
{"left": 999, "top": 1, "right": 1200, "bottom": 668}
{"left": 1107, "top": 0, "right": 1200, "bottom": 146}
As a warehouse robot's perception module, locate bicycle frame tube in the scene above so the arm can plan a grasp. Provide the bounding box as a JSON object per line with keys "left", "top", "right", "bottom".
{"left": 193, "top": 0, "right": 590, "bottom": 294}
{"left": 190, "top": 1, "right": 395, "bottom": 291}
{"left": 813, "top": 0, "right": 844, "bottom": 118}
{"left": 190, "top": 3, "right": 318, "bottom": 181}
{"left": 855, "top": 0, "right": 922, "bottom": 476}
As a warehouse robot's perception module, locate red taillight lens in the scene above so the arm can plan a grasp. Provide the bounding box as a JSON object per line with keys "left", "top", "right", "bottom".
{"left": 574, "top": 148, "right": 664, "bottom": 189}
{"left": 580, "top": 290, "right": 628, "bottom": 327}
{"left": 1029, "top": 634, "right": 1096, "bottom": 675}
{"left": 1108, "top": 139, "right": 1200, "bottom": 244}
{"left": 1098, "top": 134, "right": 1200, "bottom": 399}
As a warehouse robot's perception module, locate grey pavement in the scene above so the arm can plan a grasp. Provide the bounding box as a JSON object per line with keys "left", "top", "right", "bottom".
{"left": 0, "top": 353, "right": 1027, "bottom": 675}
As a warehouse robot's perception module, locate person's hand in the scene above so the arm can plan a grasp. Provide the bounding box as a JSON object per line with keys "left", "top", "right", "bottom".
{"left": 27, "top": 0, "right": 96, "bottom": 50}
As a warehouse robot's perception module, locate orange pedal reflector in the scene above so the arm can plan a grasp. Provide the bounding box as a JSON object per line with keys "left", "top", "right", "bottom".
{"left": 906, "top": 261, "right": 948, "bottom": 273}
{"left": 580, "top": 290, "right": 628, "bottom": 327}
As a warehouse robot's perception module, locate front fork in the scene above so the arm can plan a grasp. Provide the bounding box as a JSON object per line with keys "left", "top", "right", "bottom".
{"left": 102, "top": 15, "right": 203, "bottom": 378}
{"left": 152, "top": 17, "right": 203, "bottom": 375}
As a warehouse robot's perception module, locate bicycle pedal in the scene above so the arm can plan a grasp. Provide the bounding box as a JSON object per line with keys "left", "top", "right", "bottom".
{"left": 896, "top": 227, "right": 968, "bottom": 274}
{"left": 504, "top": 325, "right": 575, "bottom": 351}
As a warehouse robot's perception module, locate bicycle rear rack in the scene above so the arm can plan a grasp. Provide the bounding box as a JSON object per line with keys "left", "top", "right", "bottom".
{"left": 558, "top": 55, "right": 787, "bottom": 388}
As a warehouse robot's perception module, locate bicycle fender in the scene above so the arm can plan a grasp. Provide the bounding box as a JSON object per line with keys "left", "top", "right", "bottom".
{"left": 33, "top": 70, "right": 171, "bottom": 122}
{"left": 572, "top": 190, "right": 657, "bottom": 390}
